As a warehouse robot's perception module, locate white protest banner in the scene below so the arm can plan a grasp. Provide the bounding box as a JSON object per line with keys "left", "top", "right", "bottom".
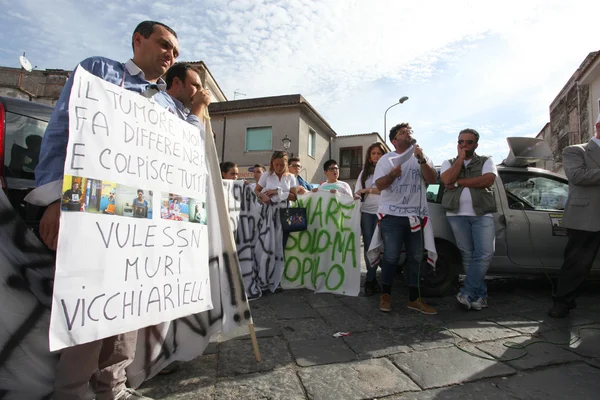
{"left": 49, "top": 67, "right": 212, "bottom": 351}
{"left": 281, "top": 192, "right": 361, "bottom": 295}
{"left": 224, "top": 180, "right": 285, "bottom": 298}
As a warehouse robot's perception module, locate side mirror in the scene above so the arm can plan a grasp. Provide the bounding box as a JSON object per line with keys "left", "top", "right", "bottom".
{"left": 509, "top": 202, "right": 525, "bottom": 210}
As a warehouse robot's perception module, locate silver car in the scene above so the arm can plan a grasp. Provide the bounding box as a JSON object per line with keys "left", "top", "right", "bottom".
{"left": 419, "top": 137, "right": 600, "bottom": 296}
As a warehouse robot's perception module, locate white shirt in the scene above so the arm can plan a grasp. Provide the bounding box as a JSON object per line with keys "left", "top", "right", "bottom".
{"left": 257, "top": 172, "right": 297, "bottom": 203}
{"left": 440, "top": 157, "right": 497, "bottom": 217}
{"left": 355, "top": 170, "right": 380, "bottom": 214}
{"left": 373, "top": 147, "right": 433, "bottom": 217}
{"left": 316, "top": 181, "right": 354, "bottom": 197}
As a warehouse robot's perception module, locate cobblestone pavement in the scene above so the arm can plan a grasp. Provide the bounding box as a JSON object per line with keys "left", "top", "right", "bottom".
{"left": 138, "top": 271, "right": 600, "bottom": 400}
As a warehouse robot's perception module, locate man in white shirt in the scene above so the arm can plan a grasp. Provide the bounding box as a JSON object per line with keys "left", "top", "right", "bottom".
{"left": 374, "top": 123, "right": 437, "bottom": 314}
{"left": 440, "top": 128, "right": 497, "bottom": 311}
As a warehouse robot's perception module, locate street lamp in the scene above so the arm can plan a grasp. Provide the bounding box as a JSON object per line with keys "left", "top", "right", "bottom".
{"left": 384, "top": 96, "right": 409, "bottom": 145}
{"left": 282, "top": 135, "right": 293, "bottom": 156}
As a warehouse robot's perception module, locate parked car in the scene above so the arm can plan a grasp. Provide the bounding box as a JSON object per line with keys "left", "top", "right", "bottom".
{"left": 0, "top": 96, "right": 53, "bottom": 229}
{"left": 419, "top": 137, "right": 600, "bottom": 296}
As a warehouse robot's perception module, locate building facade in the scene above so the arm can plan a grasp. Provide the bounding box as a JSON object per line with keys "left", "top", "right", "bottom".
{"left": 0, "top": 66, "right": 70, "bottom": 106}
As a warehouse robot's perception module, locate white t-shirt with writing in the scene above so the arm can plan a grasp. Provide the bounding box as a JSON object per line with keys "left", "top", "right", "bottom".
{"left": 440, "top": 157, "right": 497, "bottom": 217}
{"left": 355, "top": 170, "right": 380, "bottom": 214}
{"left": 373, "top": 148, "right": 433, "bottom": 217}
{"left": 257, "top": 172, "right": 297, "bottom": 203}
{"left": 317, "top": 180, "right": 354, "bottom": 197}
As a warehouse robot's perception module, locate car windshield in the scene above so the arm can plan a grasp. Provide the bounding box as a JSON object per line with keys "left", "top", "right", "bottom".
{"left": 3, "top": 111, "right": 48, "bottom": 181}
{"left": 501, "top": 172, "right": 568, "bottom": 211}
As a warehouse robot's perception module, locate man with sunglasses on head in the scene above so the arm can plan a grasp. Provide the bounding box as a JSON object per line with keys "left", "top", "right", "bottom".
{"left": 374, "top": 123, "right": 437, "bottom": 314}
{"left": 440, "top": 128, "right": 497, "bottom": 311}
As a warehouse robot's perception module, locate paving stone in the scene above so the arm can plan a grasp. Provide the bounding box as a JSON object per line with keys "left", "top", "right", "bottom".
{"left": 476, "top": 335, "right": 581, "bottom": 370}
{"left": 391, "top": 346, "right": 516, "bottom": 389}
{"left": 487, "top": 294, "right": 547, "bottom": 314}
{"left": 498, "top": 363, "right": 600, "bottom": 400}
{"left": 487, "top": 315, "right": 552, "bottom": 335}
{"left": 446, "top": 320, "right": 521, "bottom": 343}
{"left": 369, "top": 311, "right": 445, "bottom": 330}
{"left": 137, "top": 354, "right": 217, "bottom": 400}
{"left": 279, "top": 318, "right": 331, "bottom": 341}
{"left": 586, "top": 358, "right": 600, "bottom": 369}
{"left": 298, "top": 357, "right": 420, "bottom": 400}
{"left": 338, "top": 295, "right": 381, "bottom": 318}
{"left": 388, "top": 380, "right": 516, "bottom": 399}
{"left": 437, "top": 306, "right": 502, "bottom": 323}
{"left": 217, "top": 336, "right": 293, "bottom": 377}
{"left": 272, "top": 301, "right": 320, "bottom": 319}
{"left": 389, "top": 325, "right": 457, "bottom": 351}
{"left": 571, "top": 308, "right": 600, "bottom": 323}
{"left": 542, "top": 323, "right": 600, "bottom": 358}
{"left": 517, "top": 310, "right": 595, "bottom": 329}
{"left": 219, "top": 319, "right": 280, "bottom": 341}
{"left": 305, "top": 293, "right": 345, "bottom": 308}
{"left": 316, "top": 305, "right": 377, "bottom": 332}
{"left": 256, "top": 289, "right": 309, "bottom": 306}
{"left": 289, "top": 337, "right": 357, "bottom": 366}
{"left": 215, "top": 368, "right": 306, "bottom": 400}
{"left": 342, "top": 329, "right": 412, "bottom": 358}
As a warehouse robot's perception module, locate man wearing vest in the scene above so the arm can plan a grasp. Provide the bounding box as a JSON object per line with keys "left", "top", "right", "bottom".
{"left": 549, "top": 114, "right": 600, "bottom": 318}
{"left": 440, "top": 128, "right": 497, "bottom": 311}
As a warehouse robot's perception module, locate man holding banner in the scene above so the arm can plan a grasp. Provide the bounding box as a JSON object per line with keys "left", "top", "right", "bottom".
{"left": 374, "top": 123, "right": 438, "bottom": 315}
{"left": 26, "top": 21, "right": 205, "bottom": 400}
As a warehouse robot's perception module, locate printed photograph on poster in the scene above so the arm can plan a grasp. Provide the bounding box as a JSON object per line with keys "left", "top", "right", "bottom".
{"left": 189, "top": 198, "right": 207, "bottom": 224}
{"left": 84, "top": 179, "right": 117, "bottom": 215}
{"left": 61, "top": 175, "right": 85, "bottom": 211}
{"left": 115, "top": 185, "right": 153, "bottom": 219}
{"left": 161, "top": 193, "right": 190, "bottom": 221}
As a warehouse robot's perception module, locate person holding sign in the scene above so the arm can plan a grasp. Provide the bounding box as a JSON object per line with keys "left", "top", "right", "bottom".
{"left": 374, "top": 123, "right": 437, "bottom": 315}
{"left": 312, "top": 159, "right": 356, "bottom": 198}
{"left": 355, "top": 142, "right": 388, "bottom": 296}
{"left": 26, "top": 20, "right": 193, "bottom": 400}
{"left": 255, "top": 151, "right": 298, "bottom": 251}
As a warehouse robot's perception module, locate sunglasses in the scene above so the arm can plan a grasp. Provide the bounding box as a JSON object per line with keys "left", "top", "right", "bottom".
{"left": 458, "top": 140, "right": 475, "bottom": 145}
{"left": 327, "top": 167, "right": 340, "bottom": 171}
{"left": 290, "top": 164, "right": 302, "bottom": 169}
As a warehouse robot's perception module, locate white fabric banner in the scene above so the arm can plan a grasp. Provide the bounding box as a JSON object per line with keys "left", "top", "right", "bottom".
{"left": 224, "top": 180, "right": 285, "bottom": 298}
{"left": 49, "top": 67, "right": 212, "bottom": 351}
{"left": 281, "top": 192, "right": 361, "bottom": 296}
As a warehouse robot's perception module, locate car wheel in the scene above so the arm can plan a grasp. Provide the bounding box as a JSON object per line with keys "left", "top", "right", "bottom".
{"left": 419, "top": 240, "right": 461, "bottom": 297}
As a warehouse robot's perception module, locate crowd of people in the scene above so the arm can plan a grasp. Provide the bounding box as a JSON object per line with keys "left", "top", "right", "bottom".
{"left": 25, "top": 17, "right": 600, "bottom": 400}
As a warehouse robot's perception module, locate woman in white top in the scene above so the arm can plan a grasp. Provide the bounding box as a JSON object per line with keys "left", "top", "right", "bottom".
{"left": 254, "top": 151, "right": 298, "bottom": 251}
{"left": 354, "top": 142, "right": 387, "bottom": 296}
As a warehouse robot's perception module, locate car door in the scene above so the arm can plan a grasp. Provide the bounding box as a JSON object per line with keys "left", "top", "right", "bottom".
{"left": 499, "top": 170, "right": 568, "bottom": 270}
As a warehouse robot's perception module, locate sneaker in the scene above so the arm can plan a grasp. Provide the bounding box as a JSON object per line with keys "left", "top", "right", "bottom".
{"left": 470, "top": 298, "right": 488, "bottom": 311}
{"left": 407, "top": 298, "right": 437, "bottom": 315}
{"left": 116, "top": 388, "right": 153, "bottom": 400}
{"left": 456, "top": 293, "right": 471, "bottom": 310}
{"left": 379, "top": 293, "right": 392, "bottom": 312}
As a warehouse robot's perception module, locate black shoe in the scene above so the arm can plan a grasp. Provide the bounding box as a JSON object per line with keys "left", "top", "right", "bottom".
{"left": 364, "top": 281, "right": 374, "bottom": 296}
{"left": 548, "top": 302, "right": 570, "bottom": 318}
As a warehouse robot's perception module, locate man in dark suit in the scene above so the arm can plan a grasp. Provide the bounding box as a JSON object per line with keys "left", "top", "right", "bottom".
{"left": 549, "top": 114, "right": 600, "bottom": 318}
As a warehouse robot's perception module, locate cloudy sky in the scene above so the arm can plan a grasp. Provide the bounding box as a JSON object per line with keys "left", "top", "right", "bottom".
{"left": 1, "top": 0, "right": 599, "bottom": 164}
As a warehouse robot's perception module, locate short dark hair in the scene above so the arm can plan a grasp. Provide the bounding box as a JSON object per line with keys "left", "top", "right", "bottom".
{"left": 132, "top": 21, "right": 177, "bottom": 51}
{"left": 220, "top": 161, "right": 237, "bottom": 174}
{"left": 458, "top": 128, "right": 480, "bottom": 143}
{"left": 288, "top": 157, "right": 301, "bottom": 165}
{"left": 165, "top": 63, "right": 200, "bottom": 90}
{"left": 137, "top": 189, "right": 143, "bottom": 195}
{"left": 253, "top": 164, "right": 265, "bottom": 172}
{"left": 323, "top": 159, "right": 338, "bottom": 171}
{"left": 389, "top": 123, "right": 411, "bottom": 142}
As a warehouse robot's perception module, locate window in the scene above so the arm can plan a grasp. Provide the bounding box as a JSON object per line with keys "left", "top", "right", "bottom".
{"left": 245, "top": 127, "right": 272, "bottom": 151}
{"left": 426, "top": 183, "right": 442, "bottom": 203}
{"left": 308, "top": 128, "right": 316, "bottom": 157}
{"left": 3, "top": 112, "right": 48, "bottom": 181}
{"left": 500, "top": 172, "right": 568, "bottom": 211}
{"left": 339, "top": 146, "right": 362, "bottom": 180}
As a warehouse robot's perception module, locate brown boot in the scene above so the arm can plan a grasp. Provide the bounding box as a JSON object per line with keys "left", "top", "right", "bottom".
{"left": 407, "top": 298, "right": 437, "bottom": 315}
{"left": 379, "top": 293, "right": 392, "bottom": 312}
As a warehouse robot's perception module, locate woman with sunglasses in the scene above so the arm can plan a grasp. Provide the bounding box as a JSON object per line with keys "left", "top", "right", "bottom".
{"left": 355, "top": 142, "right": 388, "bottom": 295}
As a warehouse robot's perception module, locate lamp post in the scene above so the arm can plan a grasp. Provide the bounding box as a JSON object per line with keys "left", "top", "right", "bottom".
{"left": 282, "top": 135, "right": 293, "bottom": 156}
{"left": 384, "top": 96, "right": 409, "bottom": 146}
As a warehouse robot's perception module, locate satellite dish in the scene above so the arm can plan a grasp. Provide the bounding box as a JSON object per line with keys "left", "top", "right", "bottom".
{"left": 19, "top": 54, "right": 33, "bottom": 72}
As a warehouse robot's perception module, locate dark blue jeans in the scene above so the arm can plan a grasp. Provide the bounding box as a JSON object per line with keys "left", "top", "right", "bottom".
{"left": 379, "top": 215, "right": 423, "bottom": 289}
{"left": 361, "top": 212, "right": 379, "bottom": 282}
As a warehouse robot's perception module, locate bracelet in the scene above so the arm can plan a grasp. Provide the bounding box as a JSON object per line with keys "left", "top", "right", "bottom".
{"left": 418, "top": 159, "right": 427, "bottom": 164}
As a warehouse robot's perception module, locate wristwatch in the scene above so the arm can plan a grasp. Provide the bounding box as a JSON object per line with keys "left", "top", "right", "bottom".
{"left": 454, "top": 182, "right": 459, "bottom": 188}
